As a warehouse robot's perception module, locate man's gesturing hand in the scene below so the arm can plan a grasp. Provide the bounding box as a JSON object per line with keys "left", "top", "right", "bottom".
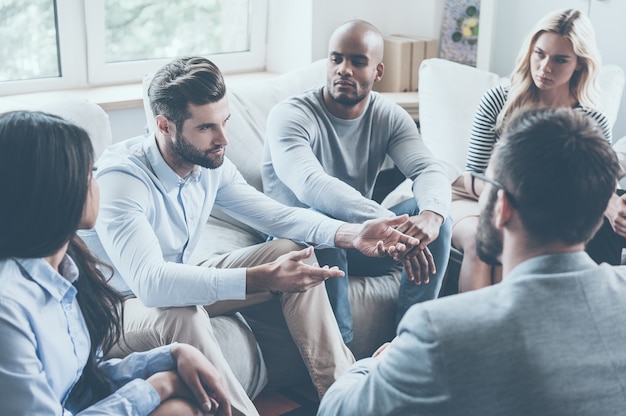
{"left": 246, "top": 246, "right": 344, "bottom": 293}
{"left": 334, "top": 215, "right": 420, "bottom": 258}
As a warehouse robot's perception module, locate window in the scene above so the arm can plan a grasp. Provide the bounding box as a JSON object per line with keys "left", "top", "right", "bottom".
{"left": 0, "top": 0, "right": 267, "bottom": 96}
{"left": 0, "top": 1, "right": 60, "bottom": 82}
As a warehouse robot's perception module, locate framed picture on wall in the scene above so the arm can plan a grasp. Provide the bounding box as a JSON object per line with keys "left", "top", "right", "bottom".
{"left": 439, "top": 0, "right": 480, "bottom": 66}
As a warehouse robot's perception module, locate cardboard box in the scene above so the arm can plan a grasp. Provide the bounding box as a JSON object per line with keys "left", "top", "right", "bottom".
{"left": 391, "top": 35, "right": 439, "bottom": 92}
{"left": 374, "top": 36, "right": 413, "bottom": 93}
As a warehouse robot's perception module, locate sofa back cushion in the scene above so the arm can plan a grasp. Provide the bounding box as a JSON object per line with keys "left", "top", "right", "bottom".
{"left": 0, "top": 94, "right": 112, "bottom": 160}
{"left": 418, "top": 58, "right": 505, "bottom": 181}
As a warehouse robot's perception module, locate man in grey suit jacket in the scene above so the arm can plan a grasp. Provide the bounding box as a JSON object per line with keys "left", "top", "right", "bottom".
{"left": 318, "top": 108, "right": 626, "bottom": 415}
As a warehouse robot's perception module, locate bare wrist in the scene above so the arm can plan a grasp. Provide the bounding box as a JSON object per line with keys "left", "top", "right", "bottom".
{"left": 147, "top": 371, "right": 178, "bottom": 401}
{"left": 419, "top": 210, "right": 444, "bottom": 225}
{"left": 334, "top": 223, "right": 360, "bottom": 249}
{"left": 246, "top": 264, "right": 273, "bottom": 293}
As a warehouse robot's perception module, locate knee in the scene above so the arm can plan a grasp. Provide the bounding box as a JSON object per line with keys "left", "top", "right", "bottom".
{"left": 270, "top": 238, "right": 304, "bottom": 254}
{"left": 154, "top": 306, "right": 213, "bottom": 344}
{"left": 451, "top": 216, "right": 479, "bottom": 250}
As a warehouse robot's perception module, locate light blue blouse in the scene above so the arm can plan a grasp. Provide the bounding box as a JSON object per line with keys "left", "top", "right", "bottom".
{"left": 0, "top": 255, "right": 175, "bottom": 415}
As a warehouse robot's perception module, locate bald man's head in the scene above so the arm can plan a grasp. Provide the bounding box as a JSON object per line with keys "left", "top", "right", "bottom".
{"left": 324, "top": 20, "right": 385, "bottom": 112}
{"left": 328, "top": 19, "right": 384, "bottom": 64}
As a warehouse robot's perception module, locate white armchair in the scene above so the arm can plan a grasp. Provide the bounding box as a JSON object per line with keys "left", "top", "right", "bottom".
{"left": 418, "top": 58, "right": 625, "bottom": 183}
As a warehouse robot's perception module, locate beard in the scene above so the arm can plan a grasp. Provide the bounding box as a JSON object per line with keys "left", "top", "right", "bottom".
{"left": 173, "top": 130, "right": 224, "bottom": 170}
{"left": 476, "top": 190, "right": 503, "bottom": 266}
{"left": 327, "top": 79, "right": 372, "bottom": 106}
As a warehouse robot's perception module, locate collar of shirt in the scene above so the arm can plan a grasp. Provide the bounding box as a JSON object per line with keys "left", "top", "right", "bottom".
{"left": 14, "top": 255, "right": 79, "bottom": 302}
{"left": 506, "top": 251, "right": 598, "bottom": 283}
{"left": 143, "top": 135, "right": 203, "bottom": 192}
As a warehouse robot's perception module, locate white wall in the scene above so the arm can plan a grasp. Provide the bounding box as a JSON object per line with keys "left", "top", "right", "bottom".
{"left": 113, "top": 0, "right": 447, "bottom": 138}
{"left": 265, "top": 0, "right": 314, "bottom": 73}
{"left": 266, "top": 0, "right": 444, "bottom": 72}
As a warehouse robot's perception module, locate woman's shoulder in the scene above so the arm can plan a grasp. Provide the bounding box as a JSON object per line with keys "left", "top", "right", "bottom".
{"left": 0, "top": 259, "right": 41, "bottom": 312}
{"left": 574, "top": 105, "right": 610, "bottom": 126}
{"left": 576, "top": 104, "right": 608, "bottom": 119}
{"left": 475, "top": 85, "right": 509, "bottom": 117}
{"left": 481, "top": 84, "right": 509, "bottom": 101}
{"left": 575, "top": 105, "right": 612, "bottom": 141}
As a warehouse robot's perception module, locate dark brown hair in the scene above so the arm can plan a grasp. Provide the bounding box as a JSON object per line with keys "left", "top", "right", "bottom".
{"left": 148, "top": 56, "right": 227, "bottom": 131}
{"left": 0, "top": 111, "right": 124, "bottom": 406}
{"left": 492, "top": 107, "right": 619, "bottom": 245}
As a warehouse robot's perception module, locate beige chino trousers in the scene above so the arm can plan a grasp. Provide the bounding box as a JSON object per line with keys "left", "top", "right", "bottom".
{"left": 108, "top": 239, "right": 354, "bottom": 415}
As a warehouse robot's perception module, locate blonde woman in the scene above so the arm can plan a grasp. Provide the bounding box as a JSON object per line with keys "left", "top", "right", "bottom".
{"left": 451, "top": 8, "right": 619, "bottom": 292}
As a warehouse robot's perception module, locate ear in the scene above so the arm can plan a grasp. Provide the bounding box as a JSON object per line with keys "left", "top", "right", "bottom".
{"left": 493, "top": 189, "right": 514, "bottom": 230}
{"left": 375, "top": 62, "right": 384, "bottom": 82}
{"left": 155, "top": 115, "right": 171, "bottom": 135}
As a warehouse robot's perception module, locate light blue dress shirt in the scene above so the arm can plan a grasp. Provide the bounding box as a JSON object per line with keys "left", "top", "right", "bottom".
{"left": 0, "top": 255, "right": 176, "bottom": 415}
{"left": 80, "top": 135, "right": 343, "bottom": 308}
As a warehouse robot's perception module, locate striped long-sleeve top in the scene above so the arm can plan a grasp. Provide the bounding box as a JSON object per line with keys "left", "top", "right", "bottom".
{"left": 465, "top": 85, "right": 613, "bottom": 174}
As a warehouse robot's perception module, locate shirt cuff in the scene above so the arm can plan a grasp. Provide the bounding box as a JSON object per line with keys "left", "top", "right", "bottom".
{"left": 216, "top": 267, "right": 247, "bottom": 300}
{"left": 149, "top": 344, "right": 177, "bottom": 373}
{"left": 417, "top": 199, "right": 450, "bottom": 222}
{"left": 114, "top": 378, "right": 161, "bottom": 414}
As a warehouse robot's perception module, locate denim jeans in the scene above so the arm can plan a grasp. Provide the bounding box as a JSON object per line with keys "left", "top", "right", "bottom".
{"left": 316, "top": 198, "right": 452, "bottom": 343}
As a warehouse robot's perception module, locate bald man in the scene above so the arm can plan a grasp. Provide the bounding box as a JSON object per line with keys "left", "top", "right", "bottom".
{"left": 262, "top": 20, "right": 452, "bottom": 343}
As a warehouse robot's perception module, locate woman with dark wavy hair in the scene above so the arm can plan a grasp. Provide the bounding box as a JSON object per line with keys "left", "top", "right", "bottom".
{"left": 0, "top": 111, "right": 231, "bottom": 415}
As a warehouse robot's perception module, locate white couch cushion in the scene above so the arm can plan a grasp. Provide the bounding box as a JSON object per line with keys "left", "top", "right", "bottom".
{"left": 418, "top": 58, "right": 506, "bottom": 182}
{"left": 0, "top": 94, "right": 112, "bottom": 159}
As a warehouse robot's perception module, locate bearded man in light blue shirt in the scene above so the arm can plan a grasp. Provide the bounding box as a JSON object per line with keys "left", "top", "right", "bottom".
{"left": 80, "top": 56, "right": 420, "bottom": 415}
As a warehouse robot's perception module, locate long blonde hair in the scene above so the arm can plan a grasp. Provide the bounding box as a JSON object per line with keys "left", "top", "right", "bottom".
{"left": 497, "top": 9, "right": 602, "bottom": 131}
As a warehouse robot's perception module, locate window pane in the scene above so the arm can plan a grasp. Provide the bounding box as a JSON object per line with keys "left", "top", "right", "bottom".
{"left": 0, "top": 0, "right": 60, "bottom": 82}
{"left": 104, "top": 0, "right": 251, "bottom": 63}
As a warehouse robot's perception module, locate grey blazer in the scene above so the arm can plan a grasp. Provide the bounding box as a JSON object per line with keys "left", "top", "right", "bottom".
{"left": 318, "top": 252, "right": 626, "bottom": 415}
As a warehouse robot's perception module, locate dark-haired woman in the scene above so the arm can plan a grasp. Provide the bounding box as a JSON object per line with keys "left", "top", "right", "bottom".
{"left": 0, "top": 111, "right": 231, "bottom": 415}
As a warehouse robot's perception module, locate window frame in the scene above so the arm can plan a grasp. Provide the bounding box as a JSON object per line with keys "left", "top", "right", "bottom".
{"left": 0, "top": 0, "right": 267, "bottom": 96}
{"left": 84, "top": 0, "right": 267, "bottom": 85}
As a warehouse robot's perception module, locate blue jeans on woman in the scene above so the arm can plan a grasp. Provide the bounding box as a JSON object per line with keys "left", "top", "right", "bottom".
{"left": 315, "top": 198, "right": 452, "bottom": 343}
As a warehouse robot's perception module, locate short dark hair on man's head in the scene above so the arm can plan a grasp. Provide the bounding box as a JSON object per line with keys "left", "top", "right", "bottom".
{"left": 492, "top": 107, "right": 620, "bottom": 245}
{"left": 148, "top": 56, "right": 226, "bottom": 131}
{"left": 0, "top": 111, "right": 94, "bottom": 259}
